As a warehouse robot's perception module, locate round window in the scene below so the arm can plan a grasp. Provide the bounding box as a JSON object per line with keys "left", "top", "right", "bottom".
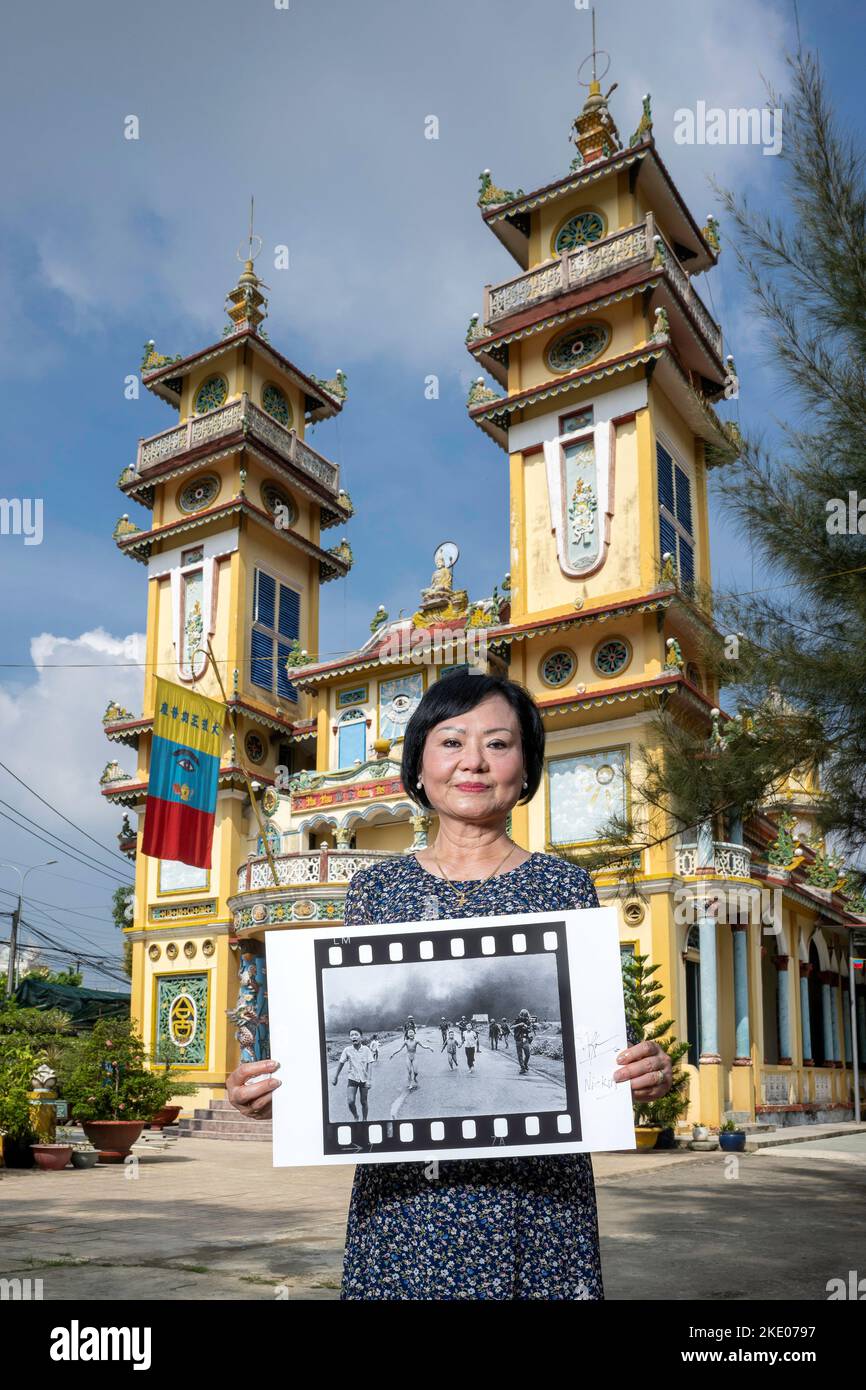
{"left": 178, "top": 474, "right": 220, "bottom": 513}
{"left": 261, "top": 482, "right": 297, "bottom": 527}
{"left": 194, "top": 375, "right": 228, "bottom": 414}
{"left": 545, "top": 322, "right": 610, "bottom": 374}
{"left": 262, "top": 383, "right": 292, "bottom": 427}
{"left": 553, "top": 210, "right": 605, "bottom": 254}
{"left": 540, "top": 649, "right": 576, "bottom": 687}
{"left": 593, "top": 637, "right": 631, "bottom": 677}
{"left": 245, "top": 732, "right": 266, "bottom": 764}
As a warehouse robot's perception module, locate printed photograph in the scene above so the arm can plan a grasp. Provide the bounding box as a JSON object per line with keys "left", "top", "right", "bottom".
{"left": 323, "top": 949, "right": 574, "bottom": 1125}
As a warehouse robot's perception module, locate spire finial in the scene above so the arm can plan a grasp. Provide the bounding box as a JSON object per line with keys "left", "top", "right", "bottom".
{"left": 225, "top": 197, "right": 269, "bottom": 335}
{"left": 570, "top": 11, "right": 620, "bottom": 166}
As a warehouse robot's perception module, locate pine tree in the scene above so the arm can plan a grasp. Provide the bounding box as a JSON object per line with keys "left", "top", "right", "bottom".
{"left": 622, "top": 953, "right": 691, "bottom": 1129}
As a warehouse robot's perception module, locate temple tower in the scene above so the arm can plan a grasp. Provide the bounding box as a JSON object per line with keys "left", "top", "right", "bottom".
{"left": 100, "top": 231, "right": 353, "bottom": 1102}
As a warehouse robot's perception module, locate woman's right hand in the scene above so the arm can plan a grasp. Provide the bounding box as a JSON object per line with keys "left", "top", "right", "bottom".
{"left": 225, "top": 1059, "right": 281, "bottom": 1119}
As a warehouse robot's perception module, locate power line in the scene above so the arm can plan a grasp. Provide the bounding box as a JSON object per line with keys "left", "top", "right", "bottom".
{"left": 0, "top": 883, "right": 115, "bottom": 925}
{"left": 0, "top": 802, "right": 132, "bottom": 885}
{"left": 0, "top": 758, "right": 135, "bottom": 870}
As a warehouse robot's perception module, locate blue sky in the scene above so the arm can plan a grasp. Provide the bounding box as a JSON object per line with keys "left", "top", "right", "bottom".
{"left": 0, "top": 0, "right": 863, "bottom": 983}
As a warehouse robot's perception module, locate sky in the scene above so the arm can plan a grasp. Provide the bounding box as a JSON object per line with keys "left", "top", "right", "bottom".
{"left": 0, "top": 0, "right": 863, "bottom": 985}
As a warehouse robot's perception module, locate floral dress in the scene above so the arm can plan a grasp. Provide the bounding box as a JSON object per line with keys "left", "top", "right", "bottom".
{"left": 339, "top": 850, "right": 636, "bottom": 1301}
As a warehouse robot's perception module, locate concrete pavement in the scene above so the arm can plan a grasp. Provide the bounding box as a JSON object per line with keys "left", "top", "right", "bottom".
{"left": 2, "top": 1126, "right": 864, "bottom": 1300}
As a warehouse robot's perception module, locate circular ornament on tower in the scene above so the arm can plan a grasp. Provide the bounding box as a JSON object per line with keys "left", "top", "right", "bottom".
{"left": 545, "top": 322, "right": 610, "bottom": 374}
{"left": 194, "top": 375, "right": 228, "bottom": 414}
{"left": 262, "top": 382, "right": 292, "bottom": 427}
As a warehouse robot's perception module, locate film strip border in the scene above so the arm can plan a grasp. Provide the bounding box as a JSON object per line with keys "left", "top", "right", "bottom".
{"left": 328, "top": 1107, "right": 580, "bottom": 1157}
{"left": 316, "top": 919, "right": 582, "bottom": 1157}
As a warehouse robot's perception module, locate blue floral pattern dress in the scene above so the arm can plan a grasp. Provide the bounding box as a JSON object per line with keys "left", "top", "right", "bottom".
{"left": 339, "top": 850, "right": 637, "bottom": 1301}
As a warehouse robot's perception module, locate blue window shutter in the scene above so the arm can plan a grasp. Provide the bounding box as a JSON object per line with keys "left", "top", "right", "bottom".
{"left": 338, "top": 720, "right": 366, "bottom": 768}
{"left": 278, "top": 584, "right": 300, "bottom": 639}
{"left": 656, "top": 443, "right": 675, "bottom": 514}
{"left": 674, "top": 463, "right": 693, "bottom": 536}
{"left": 251, "top": 628, "right": 274, "bottom": 690}
{"left": 255, "top": 570, "right": 276, "bottom": 628}
{"left": 276, "top": 642, "right": 299, "bottom": 703}
{"left": 679, "top": 540, "right": 695, "bottom": 586}
{"left": 659, "top": 514, "right": 677, "bottom": 561}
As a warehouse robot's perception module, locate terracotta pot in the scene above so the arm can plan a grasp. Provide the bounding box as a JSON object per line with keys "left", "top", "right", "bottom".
{"left": 30, "top": 1144, "right": 73, "bottom": 1170}
{"left": 71, "top": 1149, "right": 100, "bottom": 1169}
{"left": 81, "top": 1120, "right": 145, "bottom": 1163}
{"left": 635, "top": 1126, "right": 662, "bottom": 1150}
{"left": 147, "top": 1105, "right": 181, "bottom": 1131}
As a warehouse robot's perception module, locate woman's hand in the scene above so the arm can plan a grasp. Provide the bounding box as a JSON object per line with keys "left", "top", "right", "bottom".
{"left": 225, "top": 1059, "right": 281, "bottom": 1119}
{"left": 613, "top": 1040, "right": 672, "bottom": 1099}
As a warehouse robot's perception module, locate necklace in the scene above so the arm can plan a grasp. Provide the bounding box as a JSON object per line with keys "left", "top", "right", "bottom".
{"left": 429, "top": 840, "right": 520, "bottom": 909}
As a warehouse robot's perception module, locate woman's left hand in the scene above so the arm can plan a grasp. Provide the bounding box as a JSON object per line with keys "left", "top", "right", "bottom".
{"left": 613, "top": 1040, "right": 672, "bottom": 1099}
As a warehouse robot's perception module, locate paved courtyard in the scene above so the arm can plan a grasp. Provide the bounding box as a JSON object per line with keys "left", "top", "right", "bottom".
{"left": 2, "top": 1126, "right": 864, "bottom": 1300}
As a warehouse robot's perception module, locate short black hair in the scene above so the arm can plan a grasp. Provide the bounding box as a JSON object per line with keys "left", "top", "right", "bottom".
{"left": 400, "top": 672, "right": 545, "bottom": 811}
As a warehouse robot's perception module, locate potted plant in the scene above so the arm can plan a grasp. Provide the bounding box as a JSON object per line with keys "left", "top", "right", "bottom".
{"left": 0, "top": 1033, "right": 44, "bottom": 1167}
{"left": 63, "top": 1018, "right": 197, "bottom": 1163}
{"left": 719, "top": 1118, "right": 747, "bottom": 1152}
{"left": 70, "top": 1143, "right": 99, "bottom": 1170}
{"left": 30, "top": 1142, "right": 73, "bottom": 1170}
{"left": 622, "top": 952, "right": 689, "bottom": 1151}
{"left": 145, "top": 1028, "right": 190, "bottom": 1129}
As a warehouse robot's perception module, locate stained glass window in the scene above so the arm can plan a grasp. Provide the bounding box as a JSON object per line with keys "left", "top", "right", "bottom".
{"left": 262, "top": 383, "right": 292, "bottom": 427}
{"left": 546, "top": 322, "right": 610, "bottom": 374}
{"left": 554, "top": 211, "right": 605, "bottom": 254}
{"left": 194, "top": 375, "right": 228, "bottom": 414}
{"left": 178, "top": 474, "right": 220, "bottom": 513}
{"left": 540, "top": 649, "right": 576, "bottom": 686}
{"left": 593, "top": 638, "right": 631, "bottom": 677}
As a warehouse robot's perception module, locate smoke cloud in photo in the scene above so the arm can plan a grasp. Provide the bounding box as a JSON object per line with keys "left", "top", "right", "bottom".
{"left": 323, "top": 952, "right": 560, "bottom": 1034}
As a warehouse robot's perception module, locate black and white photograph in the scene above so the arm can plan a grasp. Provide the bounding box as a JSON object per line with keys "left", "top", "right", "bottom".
{"left": 321, "top": 935, "right": 576, "bottom": 1129}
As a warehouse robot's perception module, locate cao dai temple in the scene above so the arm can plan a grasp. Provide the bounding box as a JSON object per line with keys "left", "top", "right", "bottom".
{"left": 101, "top": 62, "right": 865, "bottom": 1134}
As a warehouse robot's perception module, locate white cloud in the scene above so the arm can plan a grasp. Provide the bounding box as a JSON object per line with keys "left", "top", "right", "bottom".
{"left": 0, "top": 629, "right": 145, "bottom": 980}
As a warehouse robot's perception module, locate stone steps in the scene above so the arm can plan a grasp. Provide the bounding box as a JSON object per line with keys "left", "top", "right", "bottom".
{"left": 177, "top": 1099, "right": 272, "bottom": 1142}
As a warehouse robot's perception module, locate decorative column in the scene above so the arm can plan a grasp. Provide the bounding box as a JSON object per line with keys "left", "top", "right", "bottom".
{"left": 828, "top": 971, "right": 841, "bottom": 1067}
{"left": 411, "top": 813, "right": 431, "bottom": 849}
{"left": 819, "top": 970, "right": 836, "bottom": 1066}
{"left": 696, "top": 891, "right": 724, "bottom": 1125}
{"left": 799, "top": 962, "right": 814, "bottom": 1066}
{"left": 335, "top": 825, "right": 352, "bottom": 849}
{"left": 772, "top": 954, "right": 792, "bottom": 1064}
{"left": 698, "top": 901, "right": 720, "bottom": 1062}
{"left": 842, "top": 981, "right": 853, "bottom": 1069}
{"left": 732, "top": 924, "right": 751, "bottom": 1061}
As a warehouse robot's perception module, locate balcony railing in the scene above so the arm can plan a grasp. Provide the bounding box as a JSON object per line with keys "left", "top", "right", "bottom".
{"left": 483, "top": 213, "right": 722, "bottom": 359}
{"left": 235, "top": 847, "right": 395, "bottom": 894}
{"left": 128, "top": 394, "right": 340, "bottom": 494}
{"left": 675, "top": 842, "right": 752, "bottom": 878}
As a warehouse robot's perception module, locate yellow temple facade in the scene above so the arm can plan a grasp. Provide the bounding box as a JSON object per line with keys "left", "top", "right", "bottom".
{"left": 103, "top": 69, "right": 865, "bottom": 1135}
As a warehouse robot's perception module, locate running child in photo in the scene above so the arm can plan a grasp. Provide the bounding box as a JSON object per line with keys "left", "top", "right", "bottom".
{"left": 389, "top": 1028, "right": 434, "bottom": 1090}
{"left": 441, "top": 1027, "right": 460, "bottom": 1070}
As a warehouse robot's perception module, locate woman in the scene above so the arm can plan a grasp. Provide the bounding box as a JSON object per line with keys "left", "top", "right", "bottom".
{"left": 226, "top": 672, "right": 672, "bottom": 1300}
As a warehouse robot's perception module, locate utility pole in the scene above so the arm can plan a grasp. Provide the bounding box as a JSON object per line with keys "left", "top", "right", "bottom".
{"left": 1, "top": 860, "right": 58, "bottom": 997}
{"left": 6, "top": 895, "right": 21, "bottom": 999}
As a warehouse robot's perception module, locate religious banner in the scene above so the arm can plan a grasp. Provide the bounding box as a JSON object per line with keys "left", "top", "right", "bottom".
{"left": 141, "top": 678, "right": 224, "bottom": 869}
{"left": 265, "top": 906, "right": 634, "bottom": 1167}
